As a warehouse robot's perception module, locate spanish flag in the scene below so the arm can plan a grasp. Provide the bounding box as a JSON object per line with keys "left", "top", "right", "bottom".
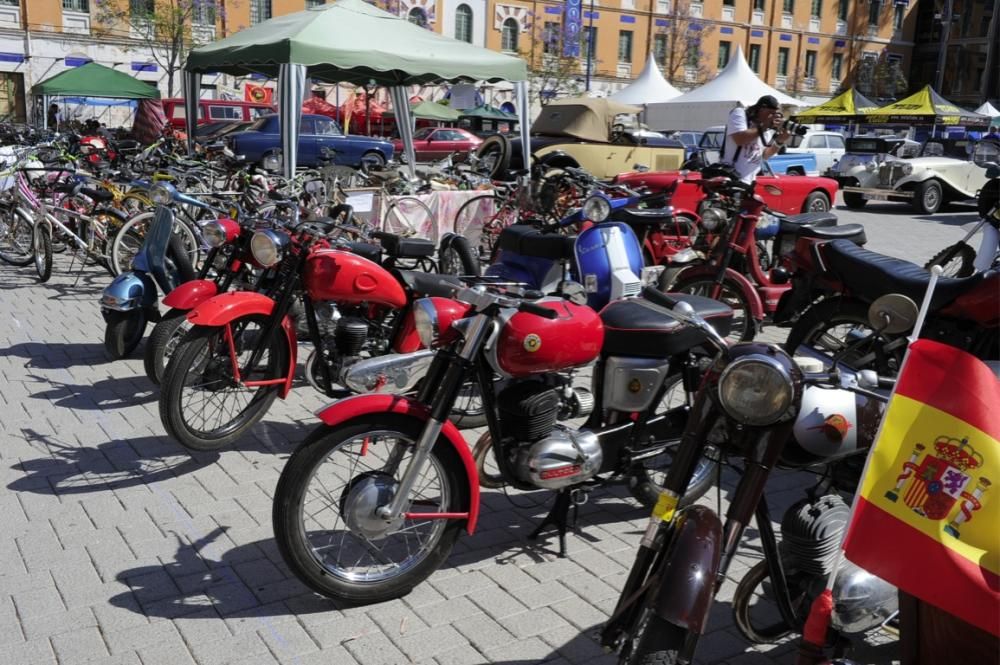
{"left": 842, "top": 339, "right": 1000, "bottom": 637}
{"left": 245, "top": 84, "right": 274, "bottom": 105}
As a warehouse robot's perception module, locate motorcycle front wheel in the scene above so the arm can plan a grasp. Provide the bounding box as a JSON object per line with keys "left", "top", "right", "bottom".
{"left": 143, "top": 308, "right": 188, "bottom": 384}
{"left": 621, "top": 614, "right": 688, "bottom": 665}
{"left": 273, "top": 414, "right": 468, "bottom": 604}
{"left": 159, "top": 314, "right": 286, "bottom": 451}
{"left": 104, "top": 309, "right": 148, "bottom": 359}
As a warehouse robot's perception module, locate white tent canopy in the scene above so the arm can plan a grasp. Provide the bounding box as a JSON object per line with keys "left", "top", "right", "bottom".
{"left": 975, "top": 101, "right": 1000, "bottom": 117}
{"left": 644, "top": 45, "right": 805, "bottom": 131}
{"left": 609, "top": 54, "right": 681, "bottom": 105}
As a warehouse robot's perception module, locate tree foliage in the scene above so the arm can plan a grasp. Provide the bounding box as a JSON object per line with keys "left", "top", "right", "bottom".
{"left": 651, "top": 0, "right": 715, "bottom": 87}
{"left": 521, "top": 20, "right": 584, "bottom": 103}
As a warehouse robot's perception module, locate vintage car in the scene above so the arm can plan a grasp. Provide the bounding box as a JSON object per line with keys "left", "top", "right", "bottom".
{"left": 391, "top": 127, "right": 482, "bottom": 163}
{"left": 225, "top": 114, "right": 394, "bottom": 168}
{"left": 614, "top": 161, "right": 840, "bottom": 215}
{"left": 695, "top": 126, "right": 819, "bottom": 176}
{"left": 841, "top": 137, "right": 999, "bottom": 214}
{"left": 476, "top": 98, "right": 686, "bottom": 180}
{"left": 782, "top": 130, "right": 846, "bottom": 175}
{"left": 826, "top": 135, "right": 921, "bottom": 209}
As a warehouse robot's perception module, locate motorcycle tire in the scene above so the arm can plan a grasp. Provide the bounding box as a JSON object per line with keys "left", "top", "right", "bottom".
{"left": 33, "top": 223, "right": 53, "bottom": 283}
{"left": 923, "top": 242, "right": 976, "bottom": 278}
{"left": 625, "top": 615, "right": 688, "bottom": 665}
{"left": 448, "top": 379, "right": 488, "bottom": 429}
{"left": 104, "top": 309, "right": 148, "bottom": 360}
{"left": 143, "top": 308, "right": 187, "bottom": 385}
{"left": 438, "top": 233, "right": 481, "bottom": 277}
{"left": 669, "top": 275, "right": 756, "bottom": 343}
{"left": 273, "top": 414, "right": 468, "bottom": 604}
{"left": 159, "top": 314, "right": 286, "bottom": 451}
{"left": 0, "top": 206, "right": 35, "bottom": 266}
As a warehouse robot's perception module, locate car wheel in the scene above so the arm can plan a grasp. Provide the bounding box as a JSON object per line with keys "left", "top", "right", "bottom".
{"left": 802, "top": 191, "right": 830, "bottom": 213}
{"left": 476, "top": 135, "right": 511, "bottom": 180}
{"left": 361, "top": 151, "right": 386, "bottom": 169}
{"left": 842, "top": 191, "right": 868, "bottom": 209}
{"left": 913, "top": 180, "right": 943, "bottom": 215}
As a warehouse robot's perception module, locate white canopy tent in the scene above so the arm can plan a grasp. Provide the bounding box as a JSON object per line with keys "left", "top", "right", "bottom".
{"left": 609, "top": 54, "right": 681, "bottom": 105}
{"left": 975, "top": 101, "right": 1000, "bottom": 118}
{"left": 643, "top": 45, "right": 806, "bottom": 131}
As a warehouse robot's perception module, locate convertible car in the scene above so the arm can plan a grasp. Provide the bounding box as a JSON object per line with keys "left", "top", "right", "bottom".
{"left": 477, "top": 98, "right": 686, "bottom": 180}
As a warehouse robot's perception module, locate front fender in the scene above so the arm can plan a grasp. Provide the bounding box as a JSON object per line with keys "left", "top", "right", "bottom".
{"left": 651, "top": 505, "right": 723, "bottom": 633}
{"left": 674, "top": 265, "right": 765, "bottom": 321}
{"left": 187, "top": 291, "right": 297, "bottom": 398}
{"left": 101, "top": 271, "right": 157, "bottom": 311}
{"left": 162, "top": 279, "right": 218, "bottom": 311}
{"left": 315, "top": 394, "right": 480, "bottom": 533}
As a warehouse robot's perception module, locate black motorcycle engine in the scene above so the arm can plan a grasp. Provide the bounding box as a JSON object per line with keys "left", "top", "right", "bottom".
{"left": 779, "top": 494, "right": 849, "bottom": 577}
{"left": 498, "top": 382, "right": 560, "bottom": 442}
{"left": 334, "top": 317, "right": 369, "bottom": 357}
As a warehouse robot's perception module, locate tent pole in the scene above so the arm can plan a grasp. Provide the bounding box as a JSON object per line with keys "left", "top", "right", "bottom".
{"left": 182, "top": 71, "right": 201, "bottom": 155}
{"left": 390, "top": 86, "right": 417, "bottom": 181}
{"left": 278, "top": 64, "right": 306, "bottom": 179}
{"left": 515, "top": 80, "right": 531, "bottom": 170}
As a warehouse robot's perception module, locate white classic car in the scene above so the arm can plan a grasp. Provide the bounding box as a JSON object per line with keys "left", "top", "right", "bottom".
{"left": 841, "top": 138, "right": 999, "bottom": 214}
{"left": 826, "top": 135, "right": 920, "bottom": 209}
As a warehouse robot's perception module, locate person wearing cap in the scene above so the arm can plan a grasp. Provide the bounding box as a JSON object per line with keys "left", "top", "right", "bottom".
{"left": 721, "top": 94, "right": 792, "bottom": 183}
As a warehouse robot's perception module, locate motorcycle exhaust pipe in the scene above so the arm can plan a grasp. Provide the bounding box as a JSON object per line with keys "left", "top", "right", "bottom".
{"left": 343, "top": 349, "right": 435, "bottom": 395}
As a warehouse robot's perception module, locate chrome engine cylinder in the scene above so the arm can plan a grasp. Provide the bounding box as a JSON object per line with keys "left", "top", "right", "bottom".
{"left": 516, "top": 426, "right": 603, "bottom": 490}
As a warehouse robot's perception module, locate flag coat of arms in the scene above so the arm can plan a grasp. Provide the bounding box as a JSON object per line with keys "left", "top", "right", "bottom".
{"left": 843, "top": 339, "right": 1000, "bottom": 637}
{"left": 245, "top": 84, "right": 273, "bottom": 104}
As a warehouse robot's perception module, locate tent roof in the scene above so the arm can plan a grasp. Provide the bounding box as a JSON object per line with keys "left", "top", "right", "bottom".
{"left": 866, "top": 85, "right": 990, "bottom": 126}
{"left": 531, "top": 97, "right": 642, "bottom": 142}
{"left": 609, "top": 54, "right": 681, "bottom": 105}
{"left": 792, "top": 88, "right": 878, "bottom": 122}
{"left": 975, "top": 101, "right": 1000, "bottom": 118}
{"left": 459, "top": 104, "right": 516, "bottom": 119}
{"left": 34, "top": 62, "right": 160, "bottom": 99}
{"left": 184, "top": 0, "right": 527, "bottom": 85}
{"left": 657, "top": 45, "right": 805, "bottom": 107}
{"left": 386, "top": 100, "right": 462, "bottom": 120}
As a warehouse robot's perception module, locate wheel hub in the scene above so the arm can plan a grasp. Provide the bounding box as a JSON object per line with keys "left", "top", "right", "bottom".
{"left": 341, "top": 472, "right": 403, "bottom": 540}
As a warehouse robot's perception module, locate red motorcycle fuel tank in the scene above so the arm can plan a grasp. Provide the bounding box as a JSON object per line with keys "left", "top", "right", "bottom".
{"left": 494, "top": 300, "right": 604, "bottom": 377}
{"left": 304, "top": 248, "right": 407, "bottom": 309}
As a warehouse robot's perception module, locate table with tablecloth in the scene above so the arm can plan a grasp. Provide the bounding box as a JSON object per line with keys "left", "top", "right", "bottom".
{"left": 343, "top": 188, "right": 499, "bottom": 246}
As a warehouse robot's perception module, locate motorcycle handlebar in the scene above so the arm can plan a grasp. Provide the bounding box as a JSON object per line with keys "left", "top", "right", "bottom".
{"left": 518, "top": 300, "right": 558, "bottom": 319}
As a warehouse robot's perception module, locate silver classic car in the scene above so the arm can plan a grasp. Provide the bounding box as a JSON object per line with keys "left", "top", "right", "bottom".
{"left": 827, "top": 135, "right": 919, "bottom": 209}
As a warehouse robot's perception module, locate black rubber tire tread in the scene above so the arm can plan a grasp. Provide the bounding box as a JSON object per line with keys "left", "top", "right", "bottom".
{"left": 273, "top": 414, "right": 469, "bottom": 604}
{"left": 0, "top": 207, "right": 36, "bottom": 266}
{"left": 913, "top": 179, "right": 943, "bottom": 215}
{"left": 842, "top": 192, "right": 867, "bottom": 209}
{"left": 361, "top": 151, "right": 386, "bottom": 169}
{"left": 104, "top": 309, "right": 147, "bottom": 360}
{"left": 477, "top": 135, "right": 511, "bottom": 180}
{"left": 159, "top": 315, "right": 285, "bottom": 451}
{"left": 801, "top": 191, "right": 830, "bottom": 213}
{"left": 33, "top": 223, "right": 52, "bottom": 283}
{"left": 628, "top": 615, "right": 687, "bottom": 665}
{"left": 438, "top": 233, "right": 481, "bottom": 277}
{"left": 143, "top": 309, "right": 187, "bottom": 384}
{"left": 923, "top": 242, "right": 976, "bottom": 278}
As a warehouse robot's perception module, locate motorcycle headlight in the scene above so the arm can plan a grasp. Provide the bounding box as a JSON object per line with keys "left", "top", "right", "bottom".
{"left": 700, "top": 206, "right": 728, "bottom": 232}
{"left": 250, "top": 229, "right": 288, "bottom": 267}
{"left": 149, "top": 182, "right": 174, "bottom": 205}
{"left": 412, "top": 298, "right": 439, "bottom": 348}
{"left": 202, "top": 221, "right": 229, "bottom": 248}
{"left": 582, "top": 195, "right": 611, "bottom": 222}
{"left": 901, "top": 164, "right": 913, "bottom": 176}
{"left": 717, "top": 354, "right": 796, "bottom": 426}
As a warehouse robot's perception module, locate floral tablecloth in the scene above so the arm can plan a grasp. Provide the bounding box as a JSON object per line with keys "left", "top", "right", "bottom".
{"left": 380, "top": 190, "right": 498, "bottom": 246}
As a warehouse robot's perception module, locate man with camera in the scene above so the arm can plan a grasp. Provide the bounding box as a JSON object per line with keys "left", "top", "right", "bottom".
{"left": 722, "top": 94, "right": 792, "bottom": 183}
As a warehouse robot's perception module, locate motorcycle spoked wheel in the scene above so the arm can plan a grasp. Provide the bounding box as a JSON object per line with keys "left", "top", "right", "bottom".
{"left": 272, "top": 414, "right": 469, "bottom": 604}
{"left": 104, "top": 308, "right": 149, "bottom": 359}
{"left": 159, "top": 314, "right": 286, "bottom": 451}
{"left": 143, "top": 308, "right": 188, "bottom": 385}
{"left": 669, "top": 276, "right": 756, "bottom": 343}
{"left": 732, "top": 559, "right": 813, "bottom": 645}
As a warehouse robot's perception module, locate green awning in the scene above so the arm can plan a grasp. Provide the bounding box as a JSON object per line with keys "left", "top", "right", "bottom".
{"left": 792, "top": 88, "right": 878, "bottom": 123}
{"left": 459, "top": 104, "right": 516, "bottom": 120}
{"left": 34, "top": 62, "right": 160, "bottom": 99}
{"left": 184, "top": 0, "right": 527, "bottom": 85}
{"left": 864, "top": 85, "right": 990, "bottom": 127}
{"left": 386, "top": 100, "right": 462, "bottom": 121}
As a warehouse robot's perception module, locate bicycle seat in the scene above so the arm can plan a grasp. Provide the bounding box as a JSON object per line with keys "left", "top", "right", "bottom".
{"left": 373, "top": 231, "right": 435, "bottom": 258}
{"left": 778, "top": 211, "right": 837, "bottom": 233}
{"left": 823, "top": 239, "right": 985, "bottom": 310}
{"left": 497, "top": 224, "right": 575, "bottom": 260}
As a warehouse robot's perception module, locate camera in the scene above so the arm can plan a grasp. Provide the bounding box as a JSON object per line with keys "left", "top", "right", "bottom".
{"left": 781, "top": 118, "right": 809, "bottom": 136}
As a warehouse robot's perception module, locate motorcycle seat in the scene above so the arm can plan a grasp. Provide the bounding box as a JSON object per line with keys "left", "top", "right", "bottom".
{"left": 497, "top": 224, "right": 575, "bottom": 260}
{"left": 79, "top": 187, "right": 114, "bottom": 203}
{"left": 797, "top": 223, "right": 867, "bottom": 244}
{"left": 824, "top": 239, "right": 985, "bottom": 310}
{"left": 600, "top": 294, "right": 733, "bottom": 359}
{"left": 396, "top": 270, "right": 463, "bottom": 298}
{"left": 613, "top": 208, "right": 675, "bottom": 226}
{"left": 373, "top": 231, "right": 436, "bottom": 259}
{"left": 778, "top": 211, "right": 837, "bottom": 233}
{"left": 343, "top": 241, "right": 382, "bottom": 265}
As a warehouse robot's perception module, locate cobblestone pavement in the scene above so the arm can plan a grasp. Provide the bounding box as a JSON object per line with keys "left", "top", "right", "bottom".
{"left": 0, "top": 201, "right": 974, "bottom": 665}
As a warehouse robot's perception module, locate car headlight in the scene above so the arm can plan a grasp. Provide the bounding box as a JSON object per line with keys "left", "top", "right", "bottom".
{"left": 250, "top": 229, "right": 288, "bottom": 267}
{"left": 412, "top": 298, "right": 439, "bottom": 347}
{"left": 864, "top": 161, "right": 877, "bottom": 172}
{"left": 901, "top": 163, "right": 913, "bottom": 176}
{"left": 717, "top": 354, "right": 795, "bottom": 426}
{"left": 149, "top": 182, "right": 175, "bottom": 205}
{"left": 582, "top": 195, "right": 611, "bottom": 222}
{"left": 700, "top": 205, "right": 728, "bottom": 232}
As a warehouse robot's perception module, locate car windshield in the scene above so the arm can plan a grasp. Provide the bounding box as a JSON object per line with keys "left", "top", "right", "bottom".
{"left": 412, "top": 127, "right": 434, "bottom": 139}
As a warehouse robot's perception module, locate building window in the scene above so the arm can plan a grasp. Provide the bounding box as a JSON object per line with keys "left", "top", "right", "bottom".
{"left": 832, "top": 52, "right": 843, "bottom": 79}
{"left": 685, "top": 36, "right": 699, "bottom": 68}
{"left": 868, "top": 0, "right": 880, "bottom": 26}
{"left": 618, "top": 30, "right": 633, "bottom": 63}
{"left": 723, "top": 0, "right": 735, "bottom": 5}
{"left": 0, "top": 0, "right": 19, "bottom": 5}
{"left": 455, "top": 4, "right": 473, "bottom": 42}
{"left": 782, "top": 0, "right": 794, "bottom": 12}
{"left": 777, "top": 47, "right": 789, "bottom": 75}
{"left": 718, "top": 41, "right": 731, "bottom": 69}
{"left": 63, "top": 0, "right": 90, "bottom": 11}
{"left": 893, "top": 3, "right": 905, "bottom": 30}
{"left": 306, "top": 0, "right": 325, "bottom": 7}
{"left": 130, "top": 0, "right": 155, "bottom": 17}
{"left": 192, "top": 0, "right": 215, "bottom": 24}
{"left": 501, "top": 18, "right": 519, "bottom": 52}
{"left": 810, "top": 0, "right": 821, "bottom": 16}
{"left": 653, "top": 34, "right": 668, "bottom": 65}
{"left": 584, "top": 26, "right": 598, "bottom": 61}
{"left": 749, "top": 43, "right": 761, "bottom": 72}
{"left": 805, "top": 49, "right": 816, "bottom": 76}
{"left": 838, "top": 0, "right": 847, "bottom": 19}
{"left": 542, "top": 21, "right": 559, "bottom": 54}
{"left": 249, "top": 0, "right": 272, "bottom": 24}
{"left": 754, "top": 0, "right": 766, "bottom": 10}
{"left": 408, "top": 7, "right": 428, "bottom": 27}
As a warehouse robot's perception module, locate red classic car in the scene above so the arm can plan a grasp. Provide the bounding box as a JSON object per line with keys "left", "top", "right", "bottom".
{"left": 614, "top": 165, "right": 840, "bottom": 216}
{"left": 392, "top": 127, "right": 482, "bottom": 163}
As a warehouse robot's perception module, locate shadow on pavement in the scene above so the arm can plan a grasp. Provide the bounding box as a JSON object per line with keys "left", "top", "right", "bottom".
{"left": 1, "top": 341, "right": 112, "bottom": 369}
{"left": 27, "top": 373, "right": 157, "bottom": 409}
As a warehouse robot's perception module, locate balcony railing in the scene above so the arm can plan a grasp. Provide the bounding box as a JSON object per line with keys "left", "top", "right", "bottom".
{"left": 617, "top": 63, "right": 632, "bottom": 78}
{"left": 835, "top": 20, "right": 846, "bottom": 34}
{"left": 690, "top": 2, "right": 703, "bottom": 17}
{"left": 752, "top": 10, "right": 764, "bottom": 24}
{"left": 0, "top": 4, "right": 19, "bottom": 26}
{"left": 722, "top": 7, "right": 735, "bottom": 20}
{"left": 809, "top": 17, "right": 820, "bottom": 31}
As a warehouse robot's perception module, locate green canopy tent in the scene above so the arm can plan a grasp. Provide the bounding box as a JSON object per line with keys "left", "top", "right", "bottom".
{"left": 182, "top": 0, "right": 529, "bottom": 176}
{"left": 458, "top": 104, "right": 519, "bottom": 136}
{"left": 34, "top": 62, "right": 160, "bottom": 129}
{"left": 384, "top": 100, "right": 462, "bottom": 122}
{"left": 791, "top": 88, "right": 878, "bottom": 124}
{"left": 864, "top": 85, "right": 991, "bottom": 127}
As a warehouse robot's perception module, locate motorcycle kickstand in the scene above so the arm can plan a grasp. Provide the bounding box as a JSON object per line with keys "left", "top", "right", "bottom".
{"left": 527, "top": 486, "right": 588, "bottom": 558}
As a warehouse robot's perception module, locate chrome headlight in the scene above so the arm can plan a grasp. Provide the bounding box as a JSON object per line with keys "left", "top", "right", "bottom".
{"left": 900, "top": 163, "right": 913, "bottom": 176}
{"left": 149, "top": 182, "right": 175, "bottom": 205}
{"left": 864, "top": 161, "right": 877, "bottom": 172}
{"left": 250, "top": 229, "right": 288, "bottom": 267}
{"left": 412, "top": 298, "right": 439, "bottom": 347}
{"left": 202, "top": 221, "right": 228, "bottom": 248}
{"left": 582, "top": 195, "right": 611, "bottom": 222}
{"left": 718, "top": 354, "right": 795, "bottom": 426}
{"left": 700, "top": 206, "right": 728, "bottom": 232}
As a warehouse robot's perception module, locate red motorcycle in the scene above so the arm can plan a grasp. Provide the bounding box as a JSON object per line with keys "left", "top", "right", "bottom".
{"left": 271, "top": 284, "right": 733, "bottom": 603}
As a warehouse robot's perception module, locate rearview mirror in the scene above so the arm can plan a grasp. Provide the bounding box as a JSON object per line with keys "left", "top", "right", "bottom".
{"left": 867, "top": 294, "right": 918, "bottom": 335}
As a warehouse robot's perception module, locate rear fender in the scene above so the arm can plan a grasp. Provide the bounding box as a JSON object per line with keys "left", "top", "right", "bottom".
{"left": 315, "top": 394, "right": 480, "bottom": 533}
{"left": 162, "top": 279, "right": 218, "bottom": 311}
{"left": 675, "top": 265, "right": 765, "bottom": 321}
{"left": 651, "top": 505, "right": 723, "bottom": 633}
{"left": 187, "top": 291, "right": 297, "bottom": 398}
{"left": 101, "top": 271, "right": 157, "bottom": 311}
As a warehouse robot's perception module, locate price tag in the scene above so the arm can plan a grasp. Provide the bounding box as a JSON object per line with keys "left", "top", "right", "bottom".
{"left": 346, "top": 192, "right": 374, "bottom": 213}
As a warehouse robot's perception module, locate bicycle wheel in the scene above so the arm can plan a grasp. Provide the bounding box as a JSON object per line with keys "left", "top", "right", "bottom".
{"left": 0, "top": 205, "right": 35, "bottom": 266}
{"left": 33, "top": 222, "right": 52, "bottom": 282}
{"left": 111, "top": 211, "right": 199, "bottom": 275}
{"left": 452, "top": 193, "right": 516, "bottom": 263}
{"left": 383, "top": 196, "right": 433, "bottom": 236}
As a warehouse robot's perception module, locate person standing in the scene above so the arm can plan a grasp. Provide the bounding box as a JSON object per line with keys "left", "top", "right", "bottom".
{"left": 47, "top": 103, "right": 61, "bottom": 130}
{"left": 721, "top": 94, "right": 791, "bottom": 183}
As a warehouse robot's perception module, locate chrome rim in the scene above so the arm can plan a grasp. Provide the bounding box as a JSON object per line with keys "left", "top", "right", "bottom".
{"left": 297, "top": 430, "right": 451, "bottom": 583}
{"left": 924, "top": 187, "right": 940, "bottom": 210}
{"left": 808, "top": 197, "right": 828, "bottom": 212}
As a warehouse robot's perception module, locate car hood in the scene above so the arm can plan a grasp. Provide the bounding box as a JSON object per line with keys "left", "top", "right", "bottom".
{"left": 894, "top": 156, "right": 975, "bottom": 169}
